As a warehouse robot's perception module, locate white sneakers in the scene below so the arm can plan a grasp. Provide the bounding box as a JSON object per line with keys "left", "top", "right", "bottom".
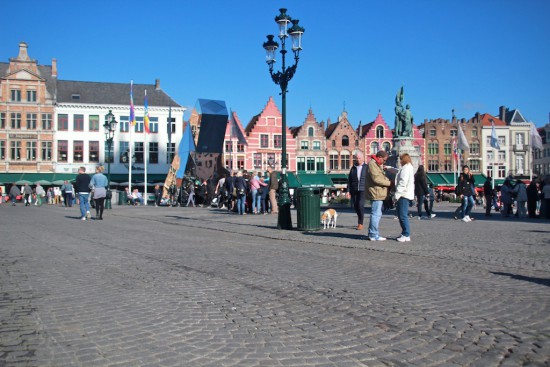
{"left": 462, "top": 215, "right": 471, "bottom": 222}
{"left": 368, "top": 236, "right": 387, "bottom": 241}
{"left": 86, "top": 211, "right": 91, "bottom": 219}
{"left": 396, "top": 235, "right": 411, "bottom": 242}
{"left": 430, "top": 214, "right": 436, "bottom": 219}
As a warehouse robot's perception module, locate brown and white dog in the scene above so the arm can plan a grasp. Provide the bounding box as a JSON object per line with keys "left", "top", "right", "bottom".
{"left": 321, "top": 209, "right": 338, "bottom": 229}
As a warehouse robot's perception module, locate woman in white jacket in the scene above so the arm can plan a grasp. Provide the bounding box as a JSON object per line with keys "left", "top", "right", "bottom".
{"left": 394, "top": 154, "right": 415, "bottom": 242}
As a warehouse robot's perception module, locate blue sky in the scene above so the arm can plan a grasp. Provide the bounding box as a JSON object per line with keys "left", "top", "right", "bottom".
{"left": 2, "top": 0, "right": 549, "bottom": 127}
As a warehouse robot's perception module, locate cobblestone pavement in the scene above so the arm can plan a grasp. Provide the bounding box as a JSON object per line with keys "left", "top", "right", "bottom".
{"left": 0, "top": 201, "right": 549, "bottom": 367}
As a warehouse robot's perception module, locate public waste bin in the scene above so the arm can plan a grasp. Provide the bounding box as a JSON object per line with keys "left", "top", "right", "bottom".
{"left": 118, "top": 190, "right": 127, "bottom": 205}
{"left": 296, "top": 187, "right": 321, "bottom": 231}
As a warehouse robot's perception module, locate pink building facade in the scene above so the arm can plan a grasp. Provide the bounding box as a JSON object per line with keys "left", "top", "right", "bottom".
{"left": 358, "top": 112, "right": 393, "bottom": 158}
{"left": 290, "top": 108, "right": 326, "bottom": 173}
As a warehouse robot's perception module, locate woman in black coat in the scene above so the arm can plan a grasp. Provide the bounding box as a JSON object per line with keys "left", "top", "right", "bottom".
{"left": 414, "top": 165, "right": 434, "bottom": 219}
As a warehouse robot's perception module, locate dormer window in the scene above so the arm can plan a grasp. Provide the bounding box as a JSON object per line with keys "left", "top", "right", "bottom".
{"left": 71, "top": 94, "right": 81, "bottom": 101}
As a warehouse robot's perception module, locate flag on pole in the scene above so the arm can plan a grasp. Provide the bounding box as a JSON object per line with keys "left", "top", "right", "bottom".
{"left": 452, "top": 139, "right": 459, "bottom": 162}
{"left": 144, "top": 90, "right": 150, "bottom": 134}
{"left": 490, "top": 121, "right": 500, "bottom": 149}
{"left": 457, "top": 123, "right": 470, "bottom": 151}
{"left": 530, "top": 122, "right": 543, "bottom": 150}
{"left": 130, "top": 81, "right": 136, "bottom": 127}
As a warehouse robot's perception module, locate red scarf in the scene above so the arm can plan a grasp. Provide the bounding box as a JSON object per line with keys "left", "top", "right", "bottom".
{"left": 370, "top": 154, "right": 384, "bottom": 165}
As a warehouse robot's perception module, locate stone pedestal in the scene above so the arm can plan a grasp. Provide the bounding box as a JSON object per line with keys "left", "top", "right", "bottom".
{"left": 389, "top": 138, "right": 422, "bottom": 172}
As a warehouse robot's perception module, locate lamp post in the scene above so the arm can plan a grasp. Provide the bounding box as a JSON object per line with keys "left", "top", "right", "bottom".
{"left": 104, "top": 110, "right": 118, "bottom": 209}
{"left": 263, "top": 8, "right": 305, "bottom": 230}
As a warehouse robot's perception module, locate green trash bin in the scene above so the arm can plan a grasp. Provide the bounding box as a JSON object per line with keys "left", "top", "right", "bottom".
{"left": 296, "top": 187, "right": 321, "bottom": 231}
{"left": 118, "top": 190, "right": 127, "bottom": 205}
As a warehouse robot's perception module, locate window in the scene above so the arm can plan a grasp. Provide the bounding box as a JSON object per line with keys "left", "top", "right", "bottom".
{"left": 342, "top": 135, "right": 349, "bottom": 146}
{"left": 304, "top": 157, "right": 314, "bottom": 172}
{"left": 191, "top": 124, "right": 197, "bottom": 137}
{"left": 471, "top": 128, "right": 477, "bottom": 137}
{"left": 254, "top": 153, "right": 262, "bottom": 168}
{"left": 376, "top": 126, "right": 384, "bottom": 138}
{"left": 89, "top": 115, "right": 100, "bottom": 131}
{"left": 237, "top": 143, "right": 245, "bottom": 153}
{"left": 267, "top": 153, "right": 276, "bottom": 166}
{"left": 469, "top": 159, "right": 480, "bottom": 172}
{"left": 167, "top": 143, "right": 175, "bottom": 163}
{"left": 120, "top": 141, "right": 129, "bottom": 163}
{"left": 11, "top": 113, "right": 21, "bottom": 129}
{"left": 149, "top": 117, "right": 159, "bottom": 133}
{"left": 329, "top": 154, "right": 338, "bottom": 170}
{"left": 498, "top": 136, "right": 506, "bottom": 146}
{"left": 429, "top": 128, "right": 436, "bottom": 137}
{"left": 498, "top": 165, "right": 506, "bottom": 178}
{"left": 313, "top": 141, "right": 321, "bottom": 150}
{"left": 487, "top": 151, "right": 494, "bottom": 161}
{"left": 516, "top": 155, "right": 524, "bottom": 174}
{"left": 26, "top": 90, "right": 36, "bottom": 102}
{"left": 41, "top": 113, "right": 52, "bottom": 130}
{"left": 119, "top": 116, "right": 130, "bottom": 132}
{"left": 149, "top": 142, "right": 158, "bottom": 163}
{"left": 89, "top": 141, "right": 99, "bottom": 162}
{"left": 41, "top": 142, "right": 52, "bottom": 160}
{"left": 331, "top": 140, "right": 336, "bottom": 147}
{"left": 428, "top": 142, "right": 439, "bottom": 155}
{"left": 134, "top": 142, "right": 144, "bottom": 163}
{"left": 71, "top": 94, "right": 80, "bottom": 101}
{"left": 225, "top": 156, "right": 233, "bottom": 170}
{"left": 10, "top": 141, "right": 21, "bottom": 160}
{"left": 450, "top": 129, "right": 457, "bottom": 137}
{"left": 0, "top": 141, "right": 5, "bottom": 160}
{"left": 26, "top": 141, "right": 37, "bottom": 161}
{"left": 58, "top": 140, "right": 68, "bottom": 162}
{"left": 428, "top": 160, "right": 439, "bottom": 171}
{"left": 26, "top": 113, "right": 37, "bottom": 129}
{"left": 10, "top": 89, "right": 21, "bottom": 102}
{"left": 74, "top": 141, "right": 84, "bottom": 162}
{"left": 301, "top": 141, "right": 309, "bottom": 150}
{"left": 57, "top": 114, "right": 68, "bottom": 131}
{"left": 370, "top": 142, "right": 379, "bottom": 154}
{"left": 274, "top": 135, "right": 282, "bottom": 149}
{"left": 498, "top": 151, "right": 506, "bottom": 161}
{"left": 444, "top": 143, "right": 451, "bottom": 155}
{"left": 135, "top": 117, "right": 144, "bottom": 133}
{"left": 0, "top": 113, "right": 5, "bottom": 128}
{"left": 355, "top": 140, "right": 359, "bottom": 147}
{"left": 225, "top": 141, "right": 233, "bottom": 152}
{"left": 443, "top": 160, "right": 452, "bottom": 172}
{"left": 237, "top": 156, "right": 245, "bottom": 170}
{"left": 341, "top": 152, "right": 350, "bottom": 170}
{"left": 316, "top": 157, "right": 325, "bottom": 172}
{"left": 308, "top": 127, "right": 314, "bottom": 137}
{"left": 469, "top": 142, "right": 480, "bottom": 155}
{"left": 515, "top": 133, "right": 525, "bottom": 146}
{"left": 73, "top": 115, "right": 84, "bottom": 131}
{"left": 260, "top": 134, "right": 269, "bottom": 148}
{"left": 297, "top": 157, "right": 305, "bottom": 171}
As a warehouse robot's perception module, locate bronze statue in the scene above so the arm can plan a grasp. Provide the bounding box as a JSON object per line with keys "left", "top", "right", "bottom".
{"left": 394, "top": 86, "right": 413, "bottom": 137}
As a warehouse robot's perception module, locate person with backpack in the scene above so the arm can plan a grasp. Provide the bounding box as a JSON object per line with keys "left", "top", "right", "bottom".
{"left": 456, "top": 165, "right": 475, "bottom": 222}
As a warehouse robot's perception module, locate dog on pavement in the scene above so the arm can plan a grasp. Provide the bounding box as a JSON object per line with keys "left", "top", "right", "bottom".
{"left": 321, "top": 209, "right": 338, "bottom": 229}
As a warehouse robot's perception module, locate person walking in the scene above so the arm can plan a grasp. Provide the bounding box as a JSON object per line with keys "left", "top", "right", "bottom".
{"left": 526, "top": 181, "right": 539, "bottom": 218}
{"left": 224, "top": 171, "right": 235, "bottom": 211}
{"left": 365, "top": 151, "right": 392, "bottom": 241}
{"left": 347, "top": 151, "right": 368, "bottom": 230}
{"left": 186, "top": 182, "right": 195, "bottom": 207}
{"left": 234, "top": 171, "right": 247, "bottom": 215}
{"left": 35, "top": 184, "right": 46, "bottom": 206}
{"left": 414, "top": 165, "right": 435, "bottom": 219}
{"left": 394, "top": 154, "right": 415, "bottom": 242}
{"left": 22, "top": 183, "right": 33, "bottom": 206}
{"left": 500, "top": 179, "right": 514, "bottom": 218}
{"left": 513, "top": 180, "right": 528, "bottom": 218}
{"left": 249, "top": 172, "right": 267, "bottom": 214}
{"left": 90, "top": 166, "right": 108, "bottom": 220}
{"left": 267, "top": 166, "right": 279, "bottom": 215}
{"left": 456, "top": 165, "right": 476, "bottom": 222}
{"left": 75, "top": 166, "right": 92, "bottom": 220}
{"left": 61, "top": 180, "right": 74, "bottom": 207}
{"left": 154, "top": 184, "right": 162, "bottom": 207}
{"left": 9, "top": 184, "right": 20, "bottom": 206}
{"left": 483, "top": 177, "right": 494, "bottom": 216}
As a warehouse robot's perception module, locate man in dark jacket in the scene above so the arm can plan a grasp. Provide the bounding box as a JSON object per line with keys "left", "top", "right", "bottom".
{"left": 267, "top": 166, "right": 279, "bottom": 214}
{"left": 9, "top": 184, "right": 21, "bottom": 206}
{"left": 456, "top": 165, "right": 475, "bottom": 222}
{"left": 483, "top": 176, "right": 494, "bottom": 216}
{"left": 74, "top": 166, "right": 92, "bottom": 220}
{"left": 347, "top": 151, "right": 368, "bottom": 230}
{"left": 224, "top": 171, "right": 235, "bottom": 211}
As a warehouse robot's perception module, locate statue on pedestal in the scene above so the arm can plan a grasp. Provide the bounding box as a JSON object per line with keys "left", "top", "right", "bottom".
{"left": 394, "top": 86, "right": 414, "bottom": 138}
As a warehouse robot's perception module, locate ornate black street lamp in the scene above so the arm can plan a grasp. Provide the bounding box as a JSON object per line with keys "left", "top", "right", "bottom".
{"left": 263, "top": 8, "right": 305, "bottom": 230}
{"left": 103, "top": 110, "right": 118, "bottom": 209}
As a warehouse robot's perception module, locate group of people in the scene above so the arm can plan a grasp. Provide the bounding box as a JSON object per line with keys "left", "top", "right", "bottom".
{"left": 348, "top": 151, "right": 416, "bottom": 242}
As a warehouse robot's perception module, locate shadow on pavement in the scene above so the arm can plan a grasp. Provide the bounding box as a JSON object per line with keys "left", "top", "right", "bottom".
{"left": 491, "top": 271, "right": 550, "bottom": 287}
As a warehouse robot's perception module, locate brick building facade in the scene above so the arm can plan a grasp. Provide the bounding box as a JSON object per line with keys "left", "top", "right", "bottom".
{"left": 290, "top": 108, "right": 326, "bottom": 173}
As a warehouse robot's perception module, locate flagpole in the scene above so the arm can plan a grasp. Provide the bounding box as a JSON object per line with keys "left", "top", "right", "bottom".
{"left": 492, "top": 147, "right": 496, "bottom": 190}
{"left": 129, "top": 81, "right": 133, "bottom": 195}
{"left": 144, "top": 89, "right": 148, "bottom": 206}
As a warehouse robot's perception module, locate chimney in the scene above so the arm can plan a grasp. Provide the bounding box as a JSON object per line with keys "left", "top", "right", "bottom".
{"left": 17, "top": 42, "right": 30, "bottom": 61}
{"left": 499, "top": 106, "right": 506, "bottom": 121}
{"left": 155, "top": 79, "right": 160, "bottom": 90}
{"left": 51, "top": 58, "right": 57, "bottom": 77}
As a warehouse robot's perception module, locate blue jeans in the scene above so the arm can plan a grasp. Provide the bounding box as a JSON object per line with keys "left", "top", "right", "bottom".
{"left": 368, "top": 200, "right": 383, "bottom": 239}
{"left": 78, "top": 193, "right": 90, "bottom": 218}
{"left": 396, "top": 197, "right": 411, "bottom": 237}
{"left": 237, "top": 195, "right": 246, "bottom": 214}
{"left": 251, "top": 189, "right": 259, "bottom": 213}
{"left": 461, "top": 195, "right": 474, "bottom": 218}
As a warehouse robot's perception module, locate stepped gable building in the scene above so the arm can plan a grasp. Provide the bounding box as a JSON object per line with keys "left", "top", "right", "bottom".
{"left": 357, "top": 112, "right": 393, "bottom": 158}
{"left": 223, "top": 110, "right": 247, "bottom": 171}
{"left": 0, "top": 42, "right": 56, "bottom": 173}
{"left": 423, "top": 114, "right": 482, "bottom": 173}
{"left": 244, "top": 96, "right": 296, "bottom": 172}
{"left": 290, "top": 108, "right": 326, "bottom": 173}
{"left": 325, "top": 110, "right": 361, "bottom": 174}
